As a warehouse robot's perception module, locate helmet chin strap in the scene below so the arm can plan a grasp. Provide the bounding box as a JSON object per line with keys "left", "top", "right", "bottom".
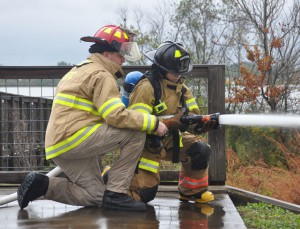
{"left": 115, "top": 71, "right": 123, "bottom": 78}
{"left": 164, "top": 72, "right": 182, "bottom": 83}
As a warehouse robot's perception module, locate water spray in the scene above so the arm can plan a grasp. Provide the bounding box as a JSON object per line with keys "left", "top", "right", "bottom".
{"left": 218, "top": 114, "right": 300, "bottom": 128}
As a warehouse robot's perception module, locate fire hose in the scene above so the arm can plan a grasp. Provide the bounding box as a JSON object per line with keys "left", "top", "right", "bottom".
{"left": 0, "top": 166, "right": 62, "bottom": 206}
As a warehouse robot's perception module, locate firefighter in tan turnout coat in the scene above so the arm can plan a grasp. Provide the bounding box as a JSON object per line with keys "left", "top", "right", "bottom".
{"left": 17, "top": 25, "right": 168, "bottom": 212}
{"left": 127, "top": 41, "right": 215, "bottom": 203}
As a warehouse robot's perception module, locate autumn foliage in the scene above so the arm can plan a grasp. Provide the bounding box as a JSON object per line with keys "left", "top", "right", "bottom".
{"left": 224, "top": 35, "right": 300, "bottom": 204}
{"left": 227, "top": 37, "right": 285, "bottom": 111}
{"left": 226, "top": 146, "right": 300, "bottom": 205}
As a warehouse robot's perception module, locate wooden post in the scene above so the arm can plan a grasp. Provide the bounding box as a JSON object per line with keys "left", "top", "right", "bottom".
{"left": 207, "top": 66, "right": 226, "bottom": 185}
{"left": 0, "top": 93, "right": 3, "bottom": 170}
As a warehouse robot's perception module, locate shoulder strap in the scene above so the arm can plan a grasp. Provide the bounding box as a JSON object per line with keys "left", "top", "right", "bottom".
{"left": 144, "top": 71, "right": 188, "bottom": 114}
{"left": 144, "top": 71, "right": 161, "bottom": 106}
{"left": 180, "top": 86, "right": 189, "bottom": 115}
{"left": 75, "top": 59, "right": 92, "bottom": 67}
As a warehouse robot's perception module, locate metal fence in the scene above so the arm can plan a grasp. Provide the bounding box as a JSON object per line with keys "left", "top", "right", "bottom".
{"left": 0, "top": 92, "right": 53, "bottom": 171}
{"left": 0, "top": 67, "right": 65, "bottom": 172}
{"left": 0, "top": 65, "right": 225, "bottom": 184}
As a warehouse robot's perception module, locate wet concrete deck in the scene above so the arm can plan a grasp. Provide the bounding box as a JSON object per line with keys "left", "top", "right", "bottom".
{"left": 0, "top": 186, "right": 246, "bottom": 229}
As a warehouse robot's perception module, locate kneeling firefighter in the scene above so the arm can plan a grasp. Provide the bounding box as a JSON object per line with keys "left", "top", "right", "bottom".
{"left": 125, "top": 41, "right": 218, "bottom": 203}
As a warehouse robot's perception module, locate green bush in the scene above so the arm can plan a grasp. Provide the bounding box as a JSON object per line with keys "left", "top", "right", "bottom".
{"left": 237, "top": 202, "right": 300, "bottom": 229}
{"left": 226, "top": 126, "right": 289, "bottom": 168}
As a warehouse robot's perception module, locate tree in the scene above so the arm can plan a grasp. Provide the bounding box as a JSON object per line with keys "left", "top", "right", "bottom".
{"left": 113, "top": 0, "right": 300, "bottom": 114}
{"left": 226, "top": 0, "right": 300, "bottom": 113}
{"left": 57, "top": 61, "right": 72, "bottom": 66}
{"left": 171, "top": 0, "right": 227, "bottom": 64}
{"left": 115, "top": 0, "right": 174, "bottom": 65}
{"left": 224, "top": 0, "right": 300, "bottom": 169}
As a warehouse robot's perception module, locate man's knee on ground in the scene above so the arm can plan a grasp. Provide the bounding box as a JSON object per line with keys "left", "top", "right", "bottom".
{"left": 140, "top": 185, "right": 159, "bottom": 203}
{"left": 186, "top": 142, "right": 211, "bottom": 170}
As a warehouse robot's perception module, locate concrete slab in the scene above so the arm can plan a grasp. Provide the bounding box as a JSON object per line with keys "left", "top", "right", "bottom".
{"left": 0, "top": 187, "right": 246, "bottom": 229}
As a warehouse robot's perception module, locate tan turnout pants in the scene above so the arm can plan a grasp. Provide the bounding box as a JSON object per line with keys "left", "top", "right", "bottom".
{"left": 45, "top": 123, "right": 146, "bottom": 207}
{"left": 129, "top": 132, "right": 209, "bottom": 201}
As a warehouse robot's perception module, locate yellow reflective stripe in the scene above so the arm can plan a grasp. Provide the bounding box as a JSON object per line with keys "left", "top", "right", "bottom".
{"left": 128, "top": 103, "right": 153, "bottom": 114}
{"left": 128, "top": 103, "right": 156, "bottom": 132}
{"left": 180, "top": 132, "right": 183, "bottom": 147}
{"left": 54, "top": 93, "right": 99, "bottom": 115}
{"left": 76, "top": 59, "right": 92, "bottom": 67}
{"left": 186, "top": 98, "right": 198, "bottom": 110}
{"left": 138, "top": 157, "right": 159, "bottom": 173}
{"left": 114, "top": 31, "right": 121, "bottom": 38}
{"left": 142, "top": 113, "right": 156, "bottom": 132}
{"left": 98, "top": 98, "right": 125, "bottom": 118}
{"left": 45, "top": 124, "right": 101, "bottom": 159}
{"left": 175, "top": 50, "right": 182, "bottom": 58}
{"left": 104, "top": 28, "right": 112, "bottom": 34}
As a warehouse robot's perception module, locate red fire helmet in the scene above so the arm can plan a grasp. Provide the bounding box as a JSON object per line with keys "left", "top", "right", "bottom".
{"left": 81, "top": 25, "right": 141, "bottom": 62}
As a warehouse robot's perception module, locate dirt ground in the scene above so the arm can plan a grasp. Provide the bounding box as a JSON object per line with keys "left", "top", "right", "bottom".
{"left": 226, "top": 148, "right": 300, "bottom": 205}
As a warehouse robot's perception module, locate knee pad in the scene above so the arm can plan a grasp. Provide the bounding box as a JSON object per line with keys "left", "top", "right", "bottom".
{"left": 140, "top": 185, "right": 158, "bottom": 203}
{"left": 186, "top": 142, "right": 211, "bottom": 170}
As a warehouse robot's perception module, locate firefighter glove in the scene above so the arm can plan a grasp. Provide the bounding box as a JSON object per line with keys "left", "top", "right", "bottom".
{"left": 162, "top": 111, "right": 185, "bottom": 131}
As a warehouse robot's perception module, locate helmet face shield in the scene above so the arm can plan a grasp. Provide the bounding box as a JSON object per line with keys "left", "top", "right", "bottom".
{"left": 119, "top": 42, "right": 141, "bottom": 62}
{"left": 176, "top": 54, "right": 191, "bottom": 73}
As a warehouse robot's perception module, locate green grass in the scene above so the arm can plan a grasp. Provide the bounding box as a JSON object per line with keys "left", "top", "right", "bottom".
{"left": 237, "top": 202, "right": 300, "bottom": 229}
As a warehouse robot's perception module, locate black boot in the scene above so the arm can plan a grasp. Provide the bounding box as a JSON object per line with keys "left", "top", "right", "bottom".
{"left": 17, "top": 172, "right": 49, "bottom": 209}
{"left": 102, "top": 190, "right": 146, "bottom": 211}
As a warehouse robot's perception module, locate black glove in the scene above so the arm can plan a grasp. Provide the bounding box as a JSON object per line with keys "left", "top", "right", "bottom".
{"left": 208, "top": 113, "right": 220, "bottom": 129}
{"left": 145, "top": 135, "right": 163, "bottom": 154}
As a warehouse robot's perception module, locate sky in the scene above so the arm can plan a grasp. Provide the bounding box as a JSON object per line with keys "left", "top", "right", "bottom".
{"left": 0, "top": 0, "right": 159, "bottom": 66}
